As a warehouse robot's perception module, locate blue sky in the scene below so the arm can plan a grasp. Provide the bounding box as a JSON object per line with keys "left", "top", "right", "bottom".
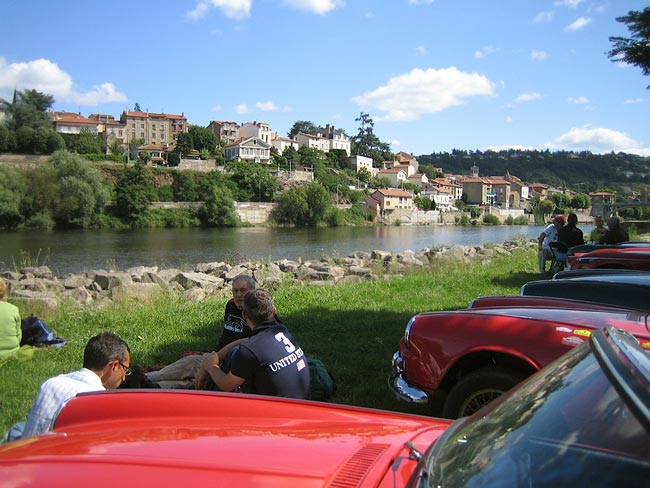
{"left": 2, "top": 0, "right": 648, "bottom": 156}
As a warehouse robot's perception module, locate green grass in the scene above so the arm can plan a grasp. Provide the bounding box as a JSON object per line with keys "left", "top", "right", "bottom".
{"left": 0, "top": 248, "right": 540, "bottom": 436}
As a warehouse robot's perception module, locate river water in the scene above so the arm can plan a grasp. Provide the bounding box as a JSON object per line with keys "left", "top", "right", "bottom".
{"left": 1, "top": 225, "right": 587, "bottom": 276}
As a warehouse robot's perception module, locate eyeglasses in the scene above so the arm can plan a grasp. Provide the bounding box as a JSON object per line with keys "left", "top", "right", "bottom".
{"left": 118, "top": 361, "right": 132, "bottom": 376}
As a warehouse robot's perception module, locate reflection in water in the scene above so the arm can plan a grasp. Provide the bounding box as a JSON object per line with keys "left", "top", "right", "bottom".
{"left": 0, "top": 225, "right": 582, "bottom": 275}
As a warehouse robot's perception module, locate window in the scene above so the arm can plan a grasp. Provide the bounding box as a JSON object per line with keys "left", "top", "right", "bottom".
{"left": 131, "top": 123, "right": 135, "bottom": 128}
{"left": 118, "top": 130, "right": 123, "bottom": 137}
{"left": 131, "top": 131, "right": 136, "bottom": 139}
{"left": 140, "top": 132, "right": 144, "bottom": 138}
{"left": 141, "top": 123, "right": 144, "bottom": 129}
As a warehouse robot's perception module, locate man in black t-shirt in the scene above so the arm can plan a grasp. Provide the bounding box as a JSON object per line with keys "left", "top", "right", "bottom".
{"left": 214, "top": 275, "right": 256, "bottom": 352}
{"left": 196, "top": 289, "right": 310, "bottom": 399}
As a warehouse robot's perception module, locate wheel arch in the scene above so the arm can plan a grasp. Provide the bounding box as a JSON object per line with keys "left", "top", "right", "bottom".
{"left": 439, "top": 350, "right": 539, "bottom": 394}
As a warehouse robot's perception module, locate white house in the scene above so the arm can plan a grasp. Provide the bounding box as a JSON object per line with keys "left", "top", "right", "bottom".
{"left": 271, "top": 136, "right": 299, "bottom": 154}
{"left": 348, "top": 155, "right": 373, "bottom": 172}
{"left": 240, "top": 121, "right": 272, "bottom": 145}
{"left": 224, "top": 137, "right": 271, "bottom": 163}
{"left": 296, "top": 132, "right": 330, "bottom": 153}
{"left": 377, "top": 167, "right": 408, "bottom": 188}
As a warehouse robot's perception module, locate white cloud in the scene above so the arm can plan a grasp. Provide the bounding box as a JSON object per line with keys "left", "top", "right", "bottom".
{"left": 533, "top": 11, "right": 553, "bottom": 23}
{"left": 212, "top": 104, "right": 224, "bottom": 111}
{"left": 515, "top": 92, "right": 541, "bottom": 103}
{"left": 542, "top": 125, "right": 650, "bottom": 155}
{"left": 505, "top": 116, "right": 513, "bottom": 123}
{"left": 281, "top": 0, "right": 344, "bottom": 14}
{"left": 554, "top": 0, "right": 585, "bottom": 8}
{"left": 530, "top": 50, "right": 548, "bottom": 61}
{"left": 568, "top": 96, "right": 589, "bottom": 104}
{"left": 235, "top": 103, "right": 249, "bottom": 114}
{"left": 352, "top": 67, "right": 495, "bottom": 122}
{"left": 388, "top": 139, "right": 401, "bottom": 147}
{"left": 0, "top": 57, "right": 126, "bottom": 105}
{"left": 415, "top": 45, "right": 428, "bottom": 56}
{"left": 474, "top": 45, "right": 497, "bottom": 59}
{"left": 565, "top": 17, "right": 591, "bottom": 31}
{"left": 187, "top": 0, "right": 251, "bottom": 20}
{"left": 624, "top": 97, "right": 646, "bottom": 104}
{"left": 255, "top": 100, "right": 279, "bottom": 111}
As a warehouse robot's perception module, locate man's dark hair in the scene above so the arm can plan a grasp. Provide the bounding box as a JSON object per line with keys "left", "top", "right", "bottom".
{"left": 567, "top": 213, "right": 578, "bottom": 226}
{"left": 242, "top": 289, "right": 275, "bottom": 324}
{"left": 83, "top": 332, "right": 130, "bottom": 371}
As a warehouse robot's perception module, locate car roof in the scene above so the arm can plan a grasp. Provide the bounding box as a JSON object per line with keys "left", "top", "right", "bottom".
{"left": 553, "top": 269, "right": 650, "bottom": 280}
{"left": 521, "top": 279, "right": 650, "bottom": 311}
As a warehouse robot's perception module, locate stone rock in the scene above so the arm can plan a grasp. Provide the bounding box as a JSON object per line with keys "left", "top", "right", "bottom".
{"left": 61, "top": 287, "right": 94, "bottom": 306}
{"left": 172, "top": 272, "right": 224, "bottom": 291}
{"left": 1, "top": 271, "right": 22, "bottom": 281}
{"left": 93, "top": 271, "right": 133, "bottom": 291}
{"left": 111, "top": 283, "right": 163, "bottom": 302}
{"left": 61, "top": 275, "right": 93, "bottom": 289}
{"left": 19, "top": 266, "right": 53, "bottom": 279}
{"left": 224, "top": 265, "right": 253, "bottom": 281}
{"left": 195, "top": 261, "right": 230, "bottom": 275}
{"left": 183, "top": 287, "right": 205, "bottom": 302}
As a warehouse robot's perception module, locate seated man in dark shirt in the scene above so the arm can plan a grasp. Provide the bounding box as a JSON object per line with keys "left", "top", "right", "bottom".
{"left": 599, "top": 216, "right": 630, "bottom": 244}
{"left": 195, "top": 288, "right": 310, "bottom": 399}
{"left": 214, "top": 274, "right": 257, "bottom": 353}
{"left": 557, "top": 213, "right": 585, "bottom": 249}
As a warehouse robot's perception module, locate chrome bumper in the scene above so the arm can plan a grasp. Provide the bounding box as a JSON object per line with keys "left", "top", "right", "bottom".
{"left": 388, "top": 351, "right": 429, "bottom": 404}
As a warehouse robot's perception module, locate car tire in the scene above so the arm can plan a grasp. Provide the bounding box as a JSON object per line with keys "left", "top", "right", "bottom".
{"left": 442, "top": 368, "right": 525, "bottom": 419}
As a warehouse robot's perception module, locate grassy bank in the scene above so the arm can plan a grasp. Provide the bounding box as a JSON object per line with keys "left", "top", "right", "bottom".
{"left": 0, "top": 247, "right": 539, "bottom": 436}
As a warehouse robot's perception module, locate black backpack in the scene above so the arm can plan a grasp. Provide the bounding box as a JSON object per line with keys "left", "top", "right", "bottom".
{"left": 307, "top": 357, "right": 336, "bottom": 401}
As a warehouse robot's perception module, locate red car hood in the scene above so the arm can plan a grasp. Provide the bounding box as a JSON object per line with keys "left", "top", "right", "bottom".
{"left": 0, "top": 390, "right": 450, "bottom": 487}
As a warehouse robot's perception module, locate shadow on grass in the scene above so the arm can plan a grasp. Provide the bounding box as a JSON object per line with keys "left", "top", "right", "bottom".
{"left": 490, "top": 271, "right": 542, "bottom": 288}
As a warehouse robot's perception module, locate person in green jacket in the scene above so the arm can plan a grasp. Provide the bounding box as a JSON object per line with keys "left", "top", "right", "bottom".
{"left": 0, "top": 277, "right": 21, "bottom": 360}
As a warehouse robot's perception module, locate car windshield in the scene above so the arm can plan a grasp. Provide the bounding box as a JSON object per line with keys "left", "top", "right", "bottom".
{"left": 415, "top": 342, "right": 650, "bottom": 487}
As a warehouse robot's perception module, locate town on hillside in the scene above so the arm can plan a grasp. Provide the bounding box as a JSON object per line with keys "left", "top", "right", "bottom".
{"left": 0, "top": 97, "right": 647, "bottom": 226}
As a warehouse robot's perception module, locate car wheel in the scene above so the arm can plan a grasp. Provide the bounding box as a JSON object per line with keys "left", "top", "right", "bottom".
{"left": 442, "top": 368, "right": 525, "bottom": 419}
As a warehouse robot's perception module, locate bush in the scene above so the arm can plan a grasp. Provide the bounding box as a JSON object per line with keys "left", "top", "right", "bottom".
{"left": 24, "top": 211, "right": 55, "bottom": 229}
{"left": 483, "top": 214, "right": 500, "bottom": 225}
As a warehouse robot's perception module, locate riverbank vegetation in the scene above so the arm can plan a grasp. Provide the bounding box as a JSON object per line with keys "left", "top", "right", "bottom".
{"left": 0, "top": 246, "right": 538, "bottom": 436}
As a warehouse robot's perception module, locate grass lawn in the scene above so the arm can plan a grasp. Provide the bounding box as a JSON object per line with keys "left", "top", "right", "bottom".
{"left": 0, "top": 247, "right": 540, "bottom": 436}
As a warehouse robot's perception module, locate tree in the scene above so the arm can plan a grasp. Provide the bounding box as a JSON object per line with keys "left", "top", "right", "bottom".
{"left": 188, "top": 126, "right": 218, "bottom": 153}
{"left": 273, "top": 187, "right": 310, "bottom": 226}
{"left": 8, "top": 89, "right": 54, "bottom": 130}
{"left": 538, "top": 199, "right": 555, "bottom": 218}
{"left": 173, "top": 172, "right": 199, "bottom": 201}
{"left": 175, "top": 132, "right": 194, "bottom": 156}
{"left": 227, "top": 162, "right": 278, "bottom": 201}
{"left": 305, "top": 182, "right": 331, "bottom": 226}
{"left": 128, "top": 137, "right": 145, "bottom": 161}
{"left": 115, "top": 162, "right": 157, "bottom": 220}
{"left": 608, "top": 7, "right": 650, "bottom": 88}
{"left": 350, "top": 112, "right": 393, "bottom": 165}
{"left": 0, "top": 166, "right": 26, "bottom": 229}
{"left": 287, "top": 120, "right": 320, "bottom": 139}
{"left": 46, "top": 151, "right": 110, "bottom": 228}
{"left": 109, "top": 139, "right": 126, "bottom": 156}
{"left": 63, "top": 129, "right": 103, "bottom": 154}
{"left": 199, "top": 185, "right": 240, "bottom": 227}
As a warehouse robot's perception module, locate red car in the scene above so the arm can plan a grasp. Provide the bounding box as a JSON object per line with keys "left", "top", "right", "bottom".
{"left": 1, "top": 328, "right": 649, "bottom": 486}
{"left": 568, "top": 246, "right": 650, "bottom": 271}
{"left": 389, "top": 305, "right": 650, "bottom": 419}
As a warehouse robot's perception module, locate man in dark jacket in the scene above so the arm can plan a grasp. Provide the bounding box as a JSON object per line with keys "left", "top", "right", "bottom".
{"left": 557, "top": 213, "right": 585, "bottom": 249}
{"left": 196, "top": 289, "right": 310, "bottom": 399}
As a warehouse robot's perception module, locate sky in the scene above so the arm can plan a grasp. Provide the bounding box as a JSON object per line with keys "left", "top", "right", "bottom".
{"left": 2, "top": 0, "right": 649, "bottom": 157}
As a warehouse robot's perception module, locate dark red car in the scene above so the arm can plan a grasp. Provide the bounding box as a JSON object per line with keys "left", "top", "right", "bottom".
{"left": 389, "top": 305, "right": 650, "bottom": 419}
{"left": 568, "top": 246, "right": 650, "bottom": 271}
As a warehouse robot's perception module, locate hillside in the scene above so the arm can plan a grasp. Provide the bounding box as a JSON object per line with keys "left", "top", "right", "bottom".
{"left": 417, "top": 149, "right": 650, "bottom": 193}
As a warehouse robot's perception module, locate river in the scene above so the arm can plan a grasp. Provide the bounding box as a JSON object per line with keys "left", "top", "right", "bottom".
{"left": 1, "top": 225, "right": 592, "bottom": 276}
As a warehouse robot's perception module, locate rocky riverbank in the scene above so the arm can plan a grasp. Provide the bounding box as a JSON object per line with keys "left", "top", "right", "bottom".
{"left": 2, "top": 239, "right": 534, "bottom": 310}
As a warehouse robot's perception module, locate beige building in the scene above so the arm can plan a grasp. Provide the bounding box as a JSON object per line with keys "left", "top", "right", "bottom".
{"left": 208, "top": 120, "right": 240, "bottom": 145}
{"left": 368, "top": 188, "right": 414, "bottom": 217}
{"left": 240, "top": 121, "right": 272, "bottom": 144}
{"left": 49, "top": 111, "right": 99, "bottom": 134}
{"left": 119, "top": 110, "right": 188, "bottom": 146}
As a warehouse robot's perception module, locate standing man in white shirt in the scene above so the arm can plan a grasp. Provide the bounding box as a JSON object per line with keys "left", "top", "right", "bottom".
{"left": 10, "top": 332, "right": 130, "bottom": 440}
